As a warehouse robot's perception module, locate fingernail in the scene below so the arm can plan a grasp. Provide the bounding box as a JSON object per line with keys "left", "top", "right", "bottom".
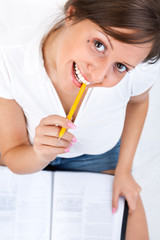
{"left": 67, "top": 122, "right": 76, "bottom": 129}
{"left": 69, "top": 143, "right": 73, "bottom": 147}
{"left": 65, "top": 148, "right": 70, "bottom": 153}
{"left": 72, "top": 137, "right": 77, "bottom": 143}
{"left": 112, "top": 207, "right": 116, "bottom": 214}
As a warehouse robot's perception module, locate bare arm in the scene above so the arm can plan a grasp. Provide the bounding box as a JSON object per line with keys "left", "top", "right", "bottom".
{"left": 0, "top": 98, "right": 75, "bottom": 174}
{"left": 116, "top": 90, "right": 149, "bottom": 173}
{"left": 112, "top": 89, "right": 149, "bottom": 213}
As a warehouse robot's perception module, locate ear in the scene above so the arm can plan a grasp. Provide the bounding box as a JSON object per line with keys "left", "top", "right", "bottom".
{"left": 65, "top": 5, "right": 76, "bottom": 27}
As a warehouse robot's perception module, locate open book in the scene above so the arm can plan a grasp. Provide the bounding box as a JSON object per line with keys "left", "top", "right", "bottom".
{"left": 0, "top": 166, "right": 128, "bottom": 240}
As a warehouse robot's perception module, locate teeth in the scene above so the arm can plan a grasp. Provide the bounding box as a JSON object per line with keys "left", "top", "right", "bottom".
{"left": 74, "top": 63, "right": 90, "bottom": 85}
{"left": 79, "top": 75, "right": 85, "bottom": 82}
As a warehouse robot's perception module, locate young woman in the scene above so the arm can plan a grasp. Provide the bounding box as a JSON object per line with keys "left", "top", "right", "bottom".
{"left": 0, "top": 0, "right": 160, "bottom": 238}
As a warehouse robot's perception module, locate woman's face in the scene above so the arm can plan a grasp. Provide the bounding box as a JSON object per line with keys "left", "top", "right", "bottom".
{"left": 47, "top": 18, "right": 152, "bottom": 94}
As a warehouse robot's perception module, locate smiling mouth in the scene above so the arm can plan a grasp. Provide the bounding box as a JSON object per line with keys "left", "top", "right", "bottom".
{"left": 73, "top": 62, "right": 90, "bottom": 86}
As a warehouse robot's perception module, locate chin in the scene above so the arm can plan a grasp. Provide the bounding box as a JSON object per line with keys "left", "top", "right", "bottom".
{"left": 61, "top": 82, "right": 77, "bottom": 94}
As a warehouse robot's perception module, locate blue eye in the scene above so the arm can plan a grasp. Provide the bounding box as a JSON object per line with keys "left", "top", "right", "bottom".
{"left": 115, "top": 63, "right": 128, "bottom": 73}
{"left": 94, "top": 40, "right": 106, "bottom": 53}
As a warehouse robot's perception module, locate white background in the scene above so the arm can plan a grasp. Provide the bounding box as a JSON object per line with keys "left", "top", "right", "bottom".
{"left": 0, "top": 0, "right": 160, "bottom": 239}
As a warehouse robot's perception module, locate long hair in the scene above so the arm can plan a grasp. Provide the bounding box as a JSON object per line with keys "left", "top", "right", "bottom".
{"left": 61, "top": 0, "right": 160, "bottom": 63}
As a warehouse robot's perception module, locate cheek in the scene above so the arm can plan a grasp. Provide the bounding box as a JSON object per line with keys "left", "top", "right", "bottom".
{"left": 59, "top": 43, "right": 79, "bottom": 63}
{"left": 102, "top": 72, "right": 126, "bottom": 88}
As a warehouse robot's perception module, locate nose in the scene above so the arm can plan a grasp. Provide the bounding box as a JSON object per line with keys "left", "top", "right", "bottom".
{"left": 86, "top": 62, "right": 110, "bottom": 84}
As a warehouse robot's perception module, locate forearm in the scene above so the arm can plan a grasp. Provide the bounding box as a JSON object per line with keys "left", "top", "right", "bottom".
{"left": 115, "top": 95, "right": 149, "bottom": 174}
{"left": 2, "top": 145, "right": 55, "bottom": 174}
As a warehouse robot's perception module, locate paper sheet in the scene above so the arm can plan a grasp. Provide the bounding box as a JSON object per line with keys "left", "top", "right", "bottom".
{"left": 0, "top": 167, "right": 51, "bottom": 240}
{"left": 51, "top": 171, "right": 124, "bottom": 240}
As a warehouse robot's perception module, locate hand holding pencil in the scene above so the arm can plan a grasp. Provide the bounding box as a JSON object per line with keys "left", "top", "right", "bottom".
{"left": 33, "top": 83, "right": 86, "bottom": 165}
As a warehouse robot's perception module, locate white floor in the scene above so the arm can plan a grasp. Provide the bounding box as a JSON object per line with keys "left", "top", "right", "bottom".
{"left": 0, "top": 1, "right": 160, "bottom": 239}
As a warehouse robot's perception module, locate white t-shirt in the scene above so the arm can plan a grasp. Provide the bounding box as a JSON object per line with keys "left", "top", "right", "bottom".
{"left": 0, "top": 25, "right": 160, "bottom": 158}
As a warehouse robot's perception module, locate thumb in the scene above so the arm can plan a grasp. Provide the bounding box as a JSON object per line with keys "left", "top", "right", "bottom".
{"left": 112, "top": 190, "right": 119, "bottom": 214}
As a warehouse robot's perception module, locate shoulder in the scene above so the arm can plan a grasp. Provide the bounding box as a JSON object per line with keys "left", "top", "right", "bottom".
{"left": 0, "top": 23, "right": 51, "bottom": 56}
{"left": 0, "top": 25, "right": 40, "bottom": 70}
{"left": 128, "top": 60, "right": 160, "bottom": 96}
{"left": 131, "top": 60, "right": 160, "bottom": 82}
{"left": 0, "top": 24, "right": 51, "bottom": 75}
{"left": 0, "top": 25, "right": 40, "bottom": 48}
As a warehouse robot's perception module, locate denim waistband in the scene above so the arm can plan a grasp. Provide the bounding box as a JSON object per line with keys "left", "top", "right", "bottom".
{"left": 48, "top": 140, "right": 121, "bottom": 173}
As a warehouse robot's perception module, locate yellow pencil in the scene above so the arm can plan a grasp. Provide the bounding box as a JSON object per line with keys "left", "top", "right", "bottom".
{"left": 59, "top": 83, "right": 87, "bottom": 139}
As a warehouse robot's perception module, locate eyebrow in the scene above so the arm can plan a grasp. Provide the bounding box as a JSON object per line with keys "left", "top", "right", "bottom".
{"left": 99, "top": 30, "right": 136, "bottom": 69}
{"left": 100, "top": 31, "right": 114, "bottom": 50}
{"left": 123, "top": 62, "right": 136, "bottom": 69}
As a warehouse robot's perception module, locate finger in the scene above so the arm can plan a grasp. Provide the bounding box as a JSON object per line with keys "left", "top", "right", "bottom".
{"left": 36, "top": 135, "right": 72, "bottom": 148}
{"left": 125, "top": 193, "right": 138, "bottom": 214}
{"left": 137, "top": 185, "right": 142, "bottom": 194}
{"left": 112, "top": 190, "right": 120, "bottom": 214}
{"left": 39, "top": 144, "right": 70, "bottom": 156}
{"left": 40, "top": 115, "right": 76, "bottom": 129}
{"left": 36, "top": 125, "right": 76, "bottom": 142}
{"left": 60, "top": 130, "right": 77, "bottom": 142}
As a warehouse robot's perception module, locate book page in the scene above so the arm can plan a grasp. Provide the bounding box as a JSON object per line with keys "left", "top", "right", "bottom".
{"left": 0, "top": 166, "right": 52, "bottom": 240}
{"left": 51, "top": 171, "right": 125, "bottom": 240}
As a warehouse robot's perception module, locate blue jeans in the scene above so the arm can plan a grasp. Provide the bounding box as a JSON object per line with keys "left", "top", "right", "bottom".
{"left": 49, "top": 140, "right": 121, "bottom": 173}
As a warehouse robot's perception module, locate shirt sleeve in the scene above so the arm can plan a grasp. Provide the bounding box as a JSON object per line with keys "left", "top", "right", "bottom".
{"left": 0, "top": 50, "right": 14, "bottom": 99}
{"left": 130, "top": 60, "right": 160, "bottom": 96}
